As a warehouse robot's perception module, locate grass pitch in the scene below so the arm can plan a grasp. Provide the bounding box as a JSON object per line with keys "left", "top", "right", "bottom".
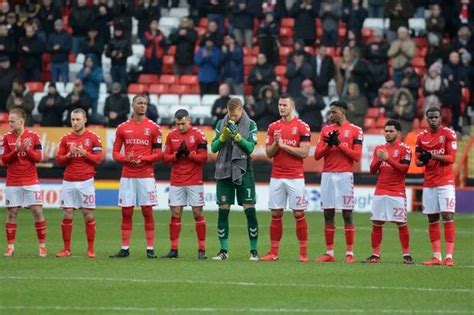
{"left": 0, "top": 209, "right": 472, "bottom": 314}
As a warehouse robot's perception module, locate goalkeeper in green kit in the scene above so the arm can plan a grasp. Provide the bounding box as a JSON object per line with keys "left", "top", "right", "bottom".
{"left": 211, "top": 98, "right": 259, "bottom": 261}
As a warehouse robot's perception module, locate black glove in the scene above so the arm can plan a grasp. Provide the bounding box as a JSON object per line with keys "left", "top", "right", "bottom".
{"left": 419, "top": 149, "right": 432, "bottom": 165}
{"left": 323, "top": 130, "right": 340, "bottom": 146}
{"left": 176, "top": 141, "right": 189, "bottom": 158}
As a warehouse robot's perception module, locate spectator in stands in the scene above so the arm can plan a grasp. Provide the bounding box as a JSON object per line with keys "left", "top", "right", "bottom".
{"left": 342, "top": 82, "right": 368, "bottom": 129}
{"left": 47, "top": 19, "right": 71, "bottom": 85}
{"left": 206, "top": 0, "right": 226, "bottom": 33}
{"left": 104, "top": 82, "right": 130, "bottom": 128}
{"left": 18, "top": 23, "right": 44, "bottom": 82}
{"left": 260, "top": 0, "right": 287, "bottom": 22}
{"left": 6, "top": 78, "right": 35, "bottom": 126}
{"left": 270, "top": 80, "right": 283, "bottom": 96}
{"left": 95, "top": 4, "right": 112, "bottom": 44}
{"left": 134, "top": 0, "right": 161, "bottom": 39}
{"left": 296, "top": 79, "right": 326, "bottom": 131}
{"left": 342, "top": 47, "right": 368, "bottom": 96}
{"left": 81, "top": 26, "right": 105, "bottom": 66}
{"left": 0, "top": 56, "right": 17, "bottom": 113}
{"left": 452, "top": 0, "right": 474, "bottom": 32}
{"left": 248, "top": 53, "right": 276, "bottom": 99}
{"left": 425, "top": 32, "right": 449, "bottom": 69}
{"left": 386, "top": 87, "right": 415, "bottom": 135}
{"left": 221, "top": 34, "right": 244, "bottom": 95}
{"left": 384, "top": 0, "right": 413, "bottom": 42}
{"left": 388, "top": 26, "right": 415, "bottom": 87}
{"left": 368, "top": 0, "right": 385, "bottom": 18}
{"left": 211, "top": 83, "right": 231, "bottom": 123}
{"left": 0, "top": 1, "right": 10, "bottom": 16}
{"left": 38, "top": 82, "right": 65, "bottom": 127}
{"left": 141, "top": 19, "right": 168, "bottom": 76}
{"left": 343, "top": 0, "right": 367, "bottom": 43}
{"left": 320, "top": 0, "right": 342, "bottom": 47}
{"left": 424, "top": 61, "right": 443, "bottom": 112}
{"left": 374, "top": 80, "right": 397, "bottom": 110}
{"left": 365, "top": 33, "right": 389, "bottom": 104}
{"left": 253, "top": 85, "right": 280, "bottom": 131}
{"left": 256, "top": 12, "right": 279, "bottom": 66}
{"left": 426, "top": 3, "right": 446, "bottom": 41}
{"left": 64, "top": 79, "right": 92, "bottom": 126}
{"left": 5, "top": 12, "right": 23, "bottom": 46}
{"left": 289, "top": 0, "right": 318, "bottom": 46}
{"left": 342, "top": 29, "right": 361, "bottom": 50}
{"left": 203, "top": 19, "right": 224, "bottom": 48}
{"left": 231, "top": 0, "right": 257, "bottom": 48}
{"left": 400, "top": 64, "right": 421, "bottom": 101}
{"left": 288, "top": 39, "right": 312, "bottom": 64}
{"left": 77, "top": 54, "right": 103, "bottom": 116}
{"left": 69, "top": 0, "right": 97, "bottom": 54}
{"left": 244, "top": 94, "right": 256, "bottom": 118}
{"left": 195, "top": 36, "right": 221, "bottom": 95}
{"left": 0, "top": 23, "right": 16, "bottom": 67}
{"left": 37, "top": 0, "right": 61, "bottom": 39}
{"left": 311, "top": 45, "right": 335, "bottom": 97}
{"left": 145, "top": 95, "right": 159, "bottom": 122}
{"left": 111, "top": 1, "right": 133, "bottom": 47}
{"left": 106, "top": 26, "right": 132, "bottom": 89}
{"left": 286, "top": 51, "right": 314, "bottom": 98}
{"left": 453, "top": 26, "right": 474, "bottom": 57}
{"left": 169, "top": 17, "right": 198, "bottom": 75}
{"left": 460, "top": 51, "right": 472, "bottom": 87}
{"left": 442, "top": 51, "right": 467, "bottom": 132}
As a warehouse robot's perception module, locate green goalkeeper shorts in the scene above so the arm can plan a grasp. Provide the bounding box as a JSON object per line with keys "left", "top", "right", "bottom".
{"left": 216, "top": 172, "right": 256, "bottom": 206}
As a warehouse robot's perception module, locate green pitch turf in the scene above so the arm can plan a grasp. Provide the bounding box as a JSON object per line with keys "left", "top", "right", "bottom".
{"left": 0, "top": 209, "right": 472, "bottom": 314}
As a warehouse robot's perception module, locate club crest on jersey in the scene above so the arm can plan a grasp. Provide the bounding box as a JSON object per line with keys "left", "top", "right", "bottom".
{"left": 393, "top": 150, "right": 399, "bottom": 158}
{"left": 144, "top": 128, "right": 150, "bottom": 136}
{"left": 83, "top": 138, "right": 91, "bottom": 147}
{"left": 189, "top": 136, "right": 195, "bottom": 144}
{"left": 439, "top": 136, "right": 445, "bottom": 143}
{"left": 221, "top": 195, "right": 227, "bottom": 202}
{"left": 291, "top": 127, "right": 298, "bottom": 135}
{"left": 344, "top": 130, "right": 350, "bottom": 137}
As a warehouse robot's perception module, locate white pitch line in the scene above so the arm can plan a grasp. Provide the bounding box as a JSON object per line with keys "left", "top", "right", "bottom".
{"left": 0, "top": 276, "right": 472, "bottom": 293}
{"left": 0, "top": 305, "right": 471, "bottom": 314}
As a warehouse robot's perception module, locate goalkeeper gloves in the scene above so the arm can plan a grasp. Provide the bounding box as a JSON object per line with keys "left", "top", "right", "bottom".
{"left": 219, "top": 126, "right": 232, "bottom": 142}
{"left": 227, "top": 120, "right": 242, "bottom": 142}
{"left": 323, "top": 130, "right": 340, "bottom": 146}
{"left": 418, "top": 149, "right": 432, "bottom": 165}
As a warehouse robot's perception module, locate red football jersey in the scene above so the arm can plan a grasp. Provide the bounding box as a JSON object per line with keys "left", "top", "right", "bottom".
{"left": 1, "top": 129, "right": 42, "bottom": 186}
{"left": 57, "top": 130, "right": 103, "bottom": 181}
{"left": 112, "top": 118, "right": 162, "bottom": 178}
{"left": 266, "top": 117, "right": 311, "bottom": 179}
{"left": 163, "top": 126, "right": 208, "bottom": 186}
{"left": 370, "top": 141, "right": 411, "bottom": 197}
{"left": 314, "top": 121, "right": 363, "bottom": 172}
{"left": 415, "top": 126, "right": 457, "bottom": 187}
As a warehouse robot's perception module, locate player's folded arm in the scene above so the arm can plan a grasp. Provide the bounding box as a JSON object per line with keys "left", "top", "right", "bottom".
{"left": 338, "top": 142, "right": 362, "bottom": 161}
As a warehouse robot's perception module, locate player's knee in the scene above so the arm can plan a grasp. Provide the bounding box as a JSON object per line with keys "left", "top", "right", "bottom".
{"left": 441, "top": 212, "right": 454, "bottom": 222}
{"left": 7, "top": 208, "right": 18, "bottom": 222}
{"left": 171, "top": 206, "right": 183, "bottom": 218}
{"left": 31, "top": 206, "right": 44, "bottom": 221}
{"left": 293, "top": 210, "right": 304, "bottom": 219}
{"left": 271, "top": 209, "right": 284, "bottom": 218}
{"left": 342, "top": 210, "right": 352, "bottom": 223}
{"left": 323, "top": 209, "right": 335, "bottom": 222}
{"left": 192, "top": 207, "right": 203, "bottom": 218}
{"left": 63, "top": 209, "right": 74, "bottom": 220}
{"left": 427, "top": 214, "right": 440, "bottom": 223}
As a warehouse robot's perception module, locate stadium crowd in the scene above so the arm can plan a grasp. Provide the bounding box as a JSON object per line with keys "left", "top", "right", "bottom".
{"left": 0, "top": 0, "right": 472, "bottom": 136}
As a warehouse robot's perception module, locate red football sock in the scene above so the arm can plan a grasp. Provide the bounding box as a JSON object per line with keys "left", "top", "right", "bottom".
{"left": 194, "top": 215, "right": 206, "bottom": 251}
{"left": 398, "top": 224, "right": 410, "bottom": 255}
{"left": 295, "top": 215, "right": 308, "bottom": 257}
{"left": 121, "top": 206, "right": 134, "bottom": 247}
{"left": 85, "top": 219, "right": 96, "bottom": 251}
{"left": 270, "top": 213, "right": 283, "bottom": 255}
{"left": 61, "top": 219, "right": 73, "bottom": 251}
{"left": 325, "top": 224, "right": 335, "bottom": 251}
{"left": 35, "top": 220, "right": 46, "bottom": 245}
{"left": 6, "top": 223, "right": 17, "bottom": 245}
{"left": 170, "top": 216, "right": 182, "bottom": 251}
{"left": 428, "top": 221, "right": 441, "bottom": 254}
{"left": 371, "top": 224, "right": 383, "bottom": 256}
{"left": 141, "top": 206, "right": 155, "bottom": 248}
{"left": 345, "top": 224, "right": 355, "bottom": 252}
{"left": 443, "top": 221, "right": 455, "bottom": 256}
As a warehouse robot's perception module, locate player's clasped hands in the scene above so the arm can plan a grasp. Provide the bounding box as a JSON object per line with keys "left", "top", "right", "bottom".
{"left": 176, "top": 141, "right": 190, "bottom": 159}
{"left": 227, "top": 120, "right": 242, "bottom": 142}
{"left": 323, "top": 130, "right": 340, "bottom": 146}
{"left": 418, "top": 149, "right": 432, "bottom": 165}
{"left": 377, "top": 148, "right": 388, "bottom": 161}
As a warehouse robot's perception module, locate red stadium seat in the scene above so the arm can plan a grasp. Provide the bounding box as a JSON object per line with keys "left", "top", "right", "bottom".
{"left": 162, "top": 56, "right": 175, "bottom": 74}
{"left": 195, "top": 27, "right": 207, "bottom": 37}
{"left": 169, "top": 85, "right": 191, "bottom": 94}
{"left": 0, "top": 112, "right": 9, "bottom": 123}
{"left": 26, "top": 82, "right": 44, "bottom": 93}
{"left": 138, "top": 74, "right": 159, "bottom": 84}
{"left": 361, "top": 28, "right": 373, "bottom": 40}
{"left": 441, "top": 107, "right": 452, "bottom": 125}
{"left": 279, "top": 27, "right": 293, "bottom": 38}
{"left": 244, "top": 56, "right": 257, "bottom": 65}
{"left": 462, "top": 88, "right": 470, "bottom": 103}
{"left": 180, "top": 75, "right": 198, "bottom": 85}
{"left": 42, "top": 53, "right": 51, "bottom": 64}
{"left": 274, "top": 65, "right": 286, "bottom": 76}
{"left": 375, "top": 117, "right": 389, "bottom": 128}
{"left": 281, "top": 18, "right": 294, "bottom": 28}
{"left": 198, "top": 18, "right": 208, "bottom": 28}
{"left": 304, "top": 46, "right": 314, "bottom": 55}
{"left": 244, "top": 84, "right": 252, "bottom": 95}
{"left": 167, "top": 45, "right": 176, "bottom": 56}
{"left": 128, "top": 83, "right": 148, "bottom": 94}
{"left": 243, "top": 46, "right": 250, "bottom": 56}
{"left": 412, "top": 118, "right": 420, "bottom": 130}
{"left": 420, "top": 119, "right": 429, "bottom": 129}
{"left": 411, "top": 57, "right": 425, "bottom": 69}
{"left": 189, "top": 84, "right": 200, "bottom": 94}
{"left": 414, "top": 37, "right": 428, "bottom": 48}
{"left": 160, "top": 74, "right": 178, "bottom": 85}
{"left": 326, "top": 47, "right": 337, "bottom": 57}
{"left": 251, "top": 46, "right": 259, "bottom": 56}
{"left": 366, "top": 107, "right": 380, "bottom": 118}
{"left": 364, "top": 118, "right": 375, "bottom": 130}
{"left": 149, "top": 84, "right": 169, "bottom": 94}
{"left": 279, "top": 46, "right": 293, "bottom": 64}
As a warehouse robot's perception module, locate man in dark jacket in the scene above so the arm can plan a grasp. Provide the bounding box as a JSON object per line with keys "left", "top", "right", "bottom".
{"left": 64, "top": 79, "right": 92, "bottom": 126}
{"left": 104, "top": 82, "right": 130, "bottom": 128}
{"left": 169, "top": 17, "right": 198, "bottom": 75}
{"left": 106, "top": 26, "right": 132, "bottom": 89}
{"left": 81, "top": 26, "right": 105, "bottom": 66}
{"left": 0, "top": 24, "right": 16, "bottom": 63}
{"left": 211, "top": 83, "right": 231, "bottom": 124}
{"left": 384, "top": 0, "right": 414, "bottom": 42}
{"left": 221, "top": 34, "right": 244, "bottom": 95}
{"left": 18, "top": 23, "right": 44, "bottom": 82}
{"left": 38, "top": 83, "right": 66, "bottom": 127}
{"left": 6, "top": 78, "right": 35, "bottom": 126}
{"left": 311, "top": 45, "right": 335, "bottom": 96}
{"left": 47, "top": 19, "right": 72, "bottom": 84}
{"left": 140, "top": 19, "right": 168, "bottom": 76}
{"left": 134, "top": 0, "right": 161, "bottom": 38}
{"left": 37, "top": 0, "right": 61, "bottom": 39}
{"left": 231, "top": 0, "right": 258, "bottom": 48}
{"left": 0, "top": 56, "right": 16, "bottom": 112}
{"left": 248, "top": 53, "right": 276, "bottom": 99}
{"left": 286, "top": 51, "right": 314, "bottom": 98}
{"left": 289, "top": 0, "right": 319, "bottom": 46}
{"left": 253, "top": 85, "right": 280, "bottom": 131}
{"left": 69, "top": 0, "right": 97, "bottom": 54}
{"left": 296, "top": 79, "right": 326, "bottom": 131}
{"left": 400, "top": 64, "right": 421, "bottom": 102}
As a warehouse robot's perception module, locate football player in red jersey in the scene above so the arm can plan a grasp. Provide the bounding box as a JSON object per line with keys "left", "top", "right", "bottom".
{"left": 56, "top": 108, "right": 103, "bottom": 258}
{"left": 366, "top": 120, "right": 413, "bottom": 264}
{"left": 161, "top": 109, "right": 208, "bottom": 259}
{"left": 260, "top": 95, "right": 311, "bottom": 262}
{"left": 1, "top": 108, "right": 47, "bottom": 257}
{"left": 110, "top": 95, "right": 163, "bottom": 259}
{"left": 416, "top": 107, "right": 457, "bottom": 266}
{"left": 314, "top": 100, "right": 363, "bottom": 264}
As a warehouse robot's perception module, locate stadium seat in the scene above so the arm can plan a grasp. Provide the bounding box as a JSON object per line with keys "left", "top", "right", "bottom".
{"left": 251, "top": 46, "right": 259, "bottom": 56}
{"left": 279, "top": 46, "right": 293, "bottom": 64}
{"left": 201, "top": 94, "right": 220, "bottom": 108}
{"left": 168, "top": 45, "right": 176, "bottom": 56}
{"left": 159, "top": 16, "right": 180, "bottom": 30}
{"left": 180, "top": 75, "right": 198, "bottom": 85}
{"left": 0, "top": 112, "right": 9, "bottom": 123}
{"left": 159, "top": 94, "right": 180, "bottom": 107}
{"left": 198, "top": 18, "right": 208, "bottom": 28}
{"left": 279, "top": 27, "right": 293, "bottom": 38}
{"left": 363, "top": 18, "right": 384, "bottom": 32}
{"left": 26, "top": 82, "right": 44, "bottom": 93}
{"left": 149, "top": 84, "right": 169, "bottom": 94}
{"left": 138, "top": 74, "right": 159, "bottom": 84}
{"left": 413, "top": 37, "right": 428, "bottom": 48}
{"left": 281, "top": 18, "right": 294, "bottom": 28}
{"left": 409, "top": 18, "right": 426, "bottom": 36}
{"left": 33, "top": 92, "right": 45, "bottom": 106}
{"left": 420, "top": 119, "right": 429, "bottom": 129}
{"left": 304, "top": 46, "right": 314, "bottom": 55}
{"left": 195, "top": 27, "right": 207, "bottom": 37}
{"left": 162, "top": 55, "right": 175, "bottom": 74}
{"left": 411, "top": 57, "right": 425, "bottom": 69}
{"left": 190, "top": 105, "right": 212, "bottom": 119}
{"left": 169, "top": 85, "right": 191, "bottom": 94}
{"left": 169, "top": 7, "right": 189, "bottom": 18}
{"left": 412, "top": 118, "right": 420, "bottom": 130}
{"left": 364, "top": 118, "right": 375, "bottom": 130}
{"left": 128, "top": 83, "right": 148, "bottom": 94}
{"left": 366, "top": 107, "right": 381, "bottom": 118}
{"left": 189, "top": 84, "right": 200, "bottom": 94}
{"left": 160, "top": 74, "right": 178, "bottom": 85}
{"left": 244, "top": 56, "right": 257, "bottom": 66}
{"left": 361, "top": 28, "right": 374, "bottom": 42}
{"left": 274, "top": 65, "right": 286, "bottom": 76}
{"left": 375, "top": 117, "right": 389, "bottom": 128}
{"left": 75, "top": 53, "right": 85, "bottom": 64}
{"left": 462, "top": 88, "right": 470, "bottom": 103}
{"left": 99, "top": 82, "right": 107, "bottom": 95}
{"left": 180, "top": 94, "right": 201, "bottom": 108}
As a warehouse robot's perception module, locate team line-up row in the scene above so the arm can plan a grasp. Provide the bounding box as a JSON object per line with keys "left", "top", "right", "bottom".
{"left": 1, "top": 94, "right": 457, "bottom": 266}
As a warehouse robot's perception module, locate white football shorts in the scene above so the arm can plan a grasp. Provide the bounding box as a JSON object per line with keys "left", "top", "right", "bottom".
{"left": 321, "top": 172, "right": 355, "bottom": 210}
{"left": 371, "top": 195, "right": 407, "bottom": 223}
{"left": 5, "top": 185, "right": 43, "bottom": 208}
{"left": 168, "top": 185, "right": 205, "bottom": 207}
{"left": 268, "top": 178, "right": 307, "bottom": 210}
{"left": 422, "top": 185, "right": 456, "bottom": 214}
{"left": 118, "top": 178, "right": 158, "bottom": 207}
{"left": 60, "top": 178, "right": 96, "bottom": 209}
